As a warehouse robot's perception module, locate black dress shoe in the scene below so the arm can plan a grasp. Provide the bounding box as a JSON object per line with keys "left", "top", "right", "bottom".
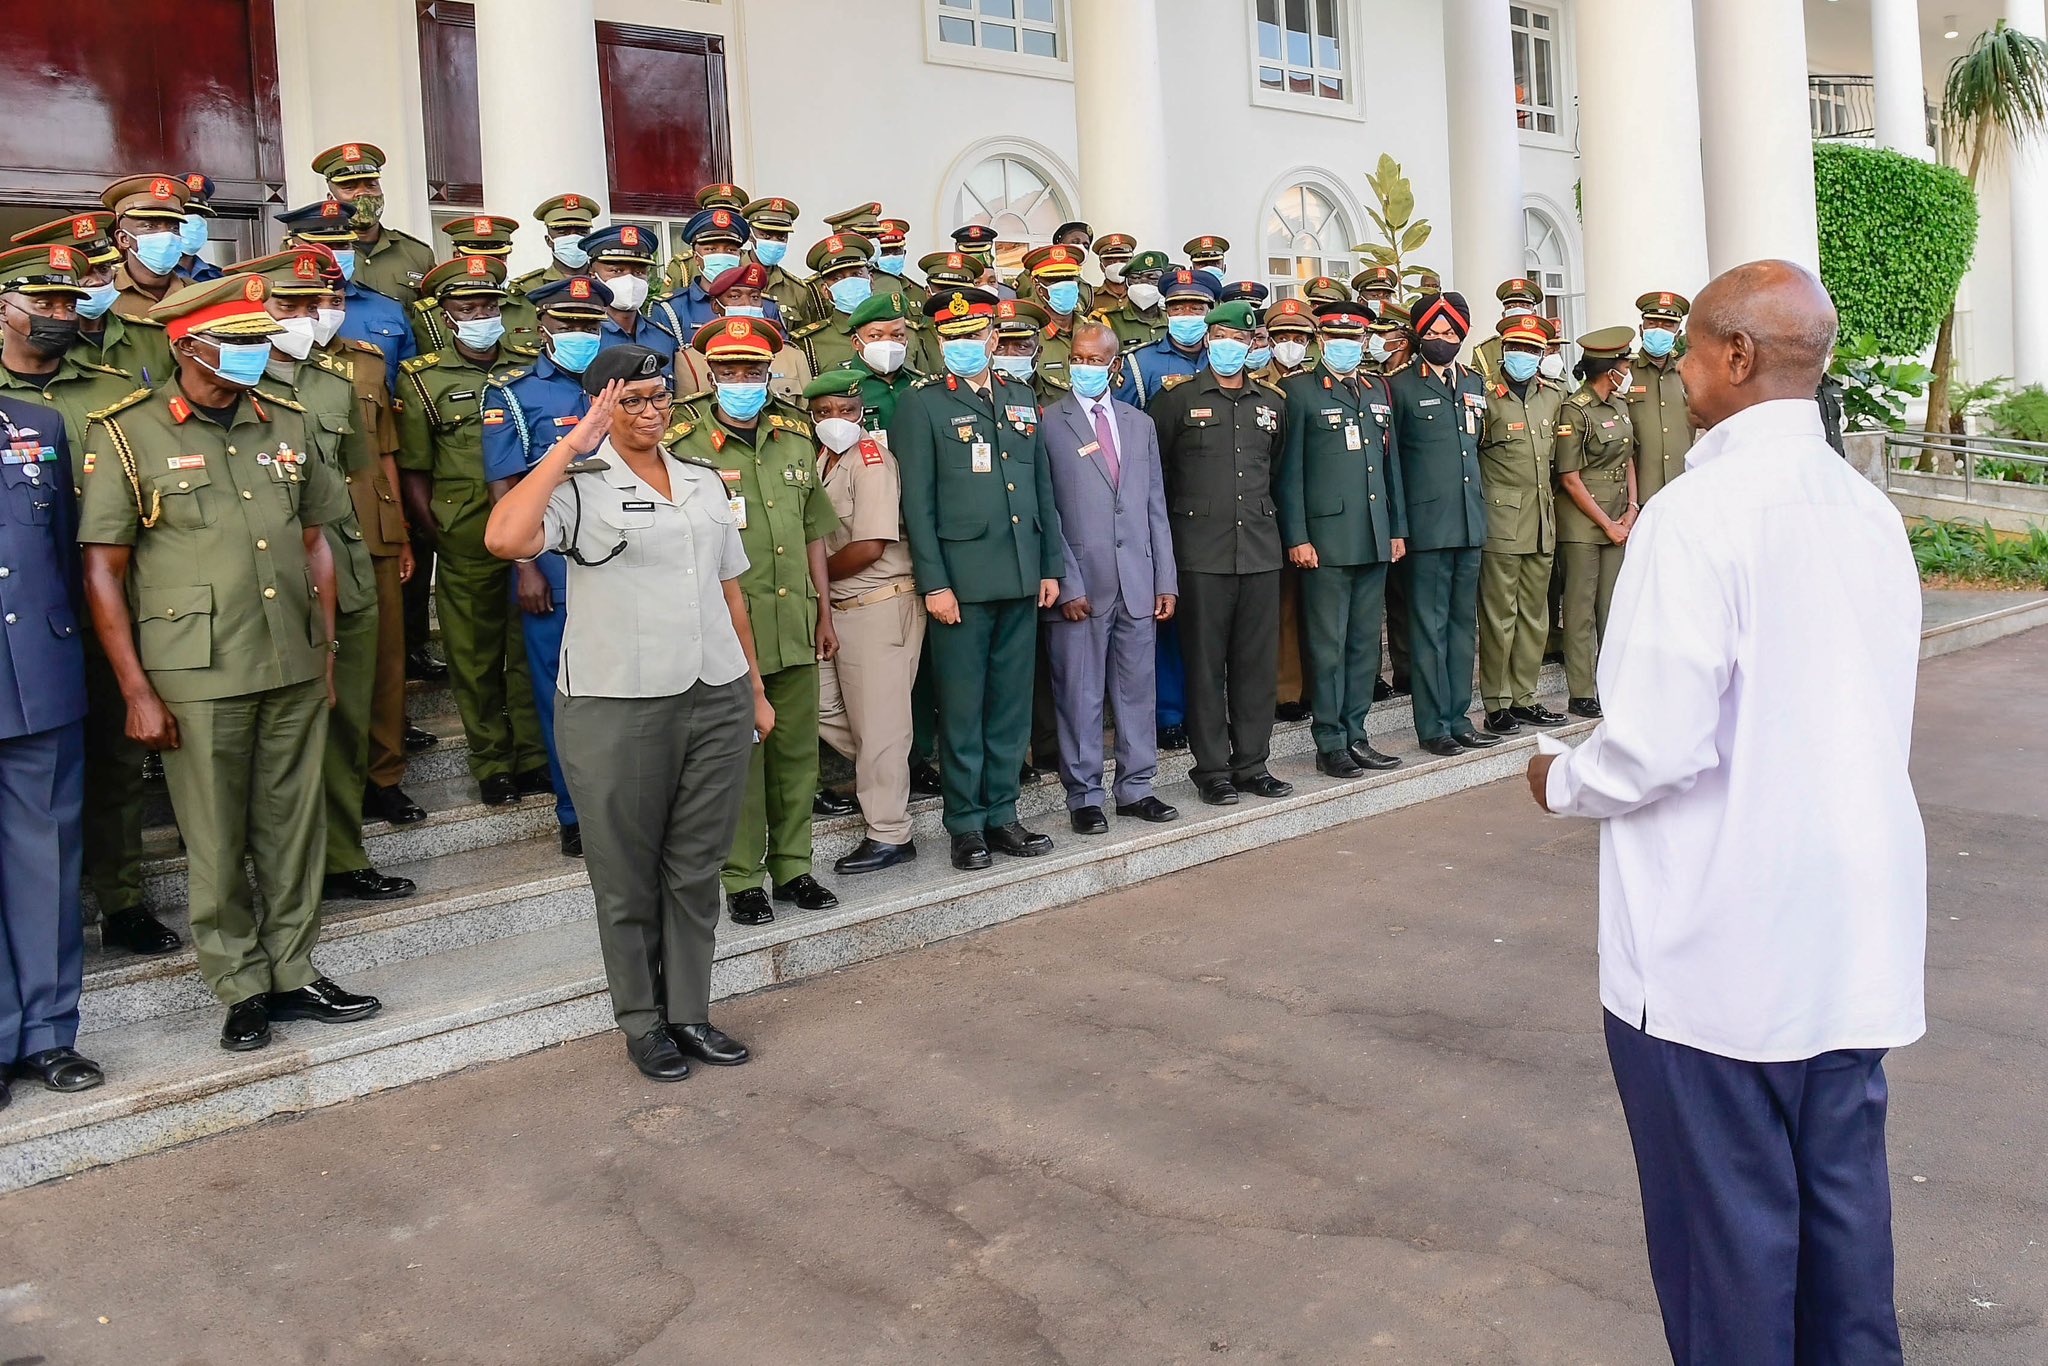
{"left": 1389, "top": 675, "right": 1412, "bottom": 696}
{"left": 1317, "top": 748, "right": 1364, "bottom": 778}
{"left": 0, "top": 1077, "right": 9, "bottom": 1109}
{"left": 402, "top": 724, "right": 440, "bottom": 753}
{"left": 1420, "top": 735, "right": 1464, "bottom": 757}
{"left": 101, "top": 907, "right": 180, "bottom": 955}
{"left": 1373, "top": 676, "right": 1394, "bottom": 702}
{"left": 364, "top": 783, "right": 428, "bottom": 825}
{"left": 986, "top": 821, "right": 1053, "bottom": 857}
{"left": 1484, "top": 710, "right": 1523, "bottom": 735}
{"left": 812, "top": 788, "right": 858, "bottom": 817}
{"left": 772, "top": 874, "right": 839, "bottom": 911}
{"left": 910, "top": 761, "right": 944, "bottom": 797}
{"left": 951, "top": 832, "right": 992, "bottom": 870}
{"left": 1511, "top": 704, "right": 1567, "bottom": 727}
{"left": 269, "top": 977, "right": 382, "bottom": 1024}
{"left": 1157, "top": 724, "right": 1189, "bottom": 752}
{"left": 1115, "top": 796, "right": 1179, "bottom": 822}
{"left": 1237, "top": 773, "right": 1294, "bottom": 799}
{"left": 1069, "top": 805, "right": 1108, "bottom": 834}
{"left": 671, "top": 1021, "right": 751, "bottom": 1066}
{"left": 1198, "top": 778, "right": 1239, "bottom": 806}
{"left": 406, "top": 648, "right": 449, "bottom": 682}
{"left": 1019, "top": 762, "right": 1045, "bottom": 785}
{"left": 627, "top": 1028, "right": 691, "bottom": 1081}
{"left": 221, "top": 998, "right": 271, "bottom": 1051}
{"left": 560, "top": 822, "right": 583, "bottom": 857}
{"left": 1347, "top": 742, "right": 1401, "bottom": 771}
{"left": 1275, "top": 700, "right": 1311, "bottom": 723}
{"left": 1568, "top": 697, "right": 1603, "bottom": 719}
{"left": 1452, "top": 729, "right": 1503, "bottom": 750}
{"left": 479, "top": 775, "right": 518, "bottom": 806}
{"left": 514, "top": 766, "right": 552, "bottom": 797}
{"left": 14, "top": 1046, "right": 104, "bottom": 1093}
{"left": 322, "top": 868, "right": 417, "bottom": 901}
{"left": 835, "top": 837, "right": 916, "bottom": 875}
{"left": 728, "top": 887, "right": 773, "bottom": 926}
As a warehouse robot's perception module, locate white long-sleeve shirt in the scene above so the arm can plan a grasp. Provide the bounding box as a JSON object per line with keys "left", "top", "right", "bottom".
{"left": 1544, "top": 398, "right": 1926, "bottom": 1063}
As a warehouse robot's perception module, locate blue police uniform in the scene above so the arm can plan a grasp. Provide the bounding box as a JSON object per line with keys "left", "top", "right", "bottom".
{"left": 671, "top": 280, "right": 786, "bottom": 333}
{"left": 479, "top": 349, "right": 588, "bottom": 828}
{"left": 337, "top": 278, "right": 418, "bottom": 398}
{"left": 0, "top": 398, "right": 88, "bottom": 1069}
{"left": 1131, "top": 336, "right": 1208, "bottom": 406}
{"left": 598, "top": 306, "right": 683, "bottom": 372}
{"left": 178, "top": 258, "right": 225, "bottom": 284}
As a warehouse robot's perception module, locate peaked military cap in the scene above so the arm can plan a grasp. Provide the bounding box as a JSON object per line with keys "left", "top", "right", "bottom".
{"left": 950, "top": 224, "right": 999, "bottom": 256}
{"left": 826, "top": 202, "right": 884, "bottom": 235}
{"left": 1369, "top": 300, "right": 1412, "bottom": 332}
{"left": 0, "top": 244, "right": 91, "bottom": 296}
{"left": 1160, "top": 267, "right": 1221, "bottom": 304}
{"left": 1312, "top": 300, "right": 1372, "bottom": 335}
{"left": 847, "top": 290, "right": 911, "bottom": 330}
{"left": 1219, "top": 280, "right": 1270, "bottom": 307}
{"left": 234, "top": 246, "right": 342, "bottom": 295}
{"left": 923, "top": 285, "right": 998, "bottom": 336}
{"left": 696, "top": 182, "right": 750, "bottom": 212}
{"left": 1265, "top": 297, "right": 1318, "bottom": 334}
{"left": 691, "top": 314, "right": 784, "bottom": 358}
{"left": 873, "top": 218, "right": 912, "bottom": 248}
{"left": 581, "top": 223, "right": 659, "bottom": 262}
{"left": 807, "top": 232, "right": 875, "bottom": 274}
{"left": 1020, "top": 244, "right": 1083, "bottom": 280}
{"left": 1094, "top": 233, "right": 1137, "bottom": 262}
{"left": 11, "top": 212, "right": 120, "bottom": 266}
{"left": 151, "top": 273, "right": 281, "bottom": 338}
{"left": 684, "top": 207, "right": 751, "bottom": 246}
{"left": 1577, "top": 325, "right": 1637, "bottom": 359}
{"left": 743, "top": 196, "right": 800, "bottom": 231}
{"left": 995, "top": 297, "right": 1050, "bottom": 336}
{"left": 1301, "top": 276, "right": 1352, "bottom": 304}
{"left": 312, "top": 141, "right": 386, "bottom": 183}
{"left": 917, "top": 251, "right": 979, "bottom": 287}
{"left": 421, "top": 255, "right": 509, "bottom": 299}
{"left": 102, "top": 173, "right": 193, "bottom": 221}
{"left": 1496, "top": 311, "right": 1551, "bottom": 346}
{"left": 534, "top": 193, "right": 599, "bottom": 231}
{"left": 1495, "top": 276, "right": 1544, "bottom": 307}
{"left": 180, "top": 172, "right": 217, "bottom": 216}
{"left": 275, "top": 200, "right": 359, "bottom": 243}
{"left": 1183, "top": 235, "right": 1229, "bottom": 262}
{"left": 1636, "top": 290, "right": 1692, "bottom": 321}
{"left": 442, "top": 213, "right": 520, "bottom": 255}
{"left": 529, "top": 275, "right": 613, "bottom": 316}
{"left": 1350, "top": 265, "right": 1399, "bottom": 295}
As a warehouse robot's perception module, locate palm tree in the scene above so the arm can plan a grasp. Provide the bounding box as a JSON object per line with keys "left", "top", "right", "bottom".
{"left": 1927, "top": 19, "right": 2048, "bottom": 436}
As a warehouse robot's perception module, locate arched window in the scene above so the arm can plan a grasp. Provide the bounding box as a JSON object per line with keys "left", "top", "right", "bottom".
{"left": 1524, "top": 205, "right": 1580, "bottom": 342}
{"left": 954, "top": 154, "right": 1071, "bottom": 272}
{"left": 1264, "top": 183, "right": 1352, "bottom": 300}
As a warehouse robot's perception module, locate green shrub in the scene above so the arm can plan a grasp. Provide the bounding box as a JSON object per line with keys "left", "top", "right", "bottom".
{"left": 1989, "top": 383, "right": 2048, "bottom": 441}
{"left": 1815, "top": 143, "right": 1977, "bottom": 354}
{"left": 1907, "top": 518, "right": 2048, "bottom": 585}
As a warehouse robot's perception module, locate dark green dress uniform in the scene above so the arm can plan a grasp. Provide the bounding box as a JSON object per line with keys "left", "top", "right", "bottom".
{"left": 394, "top": 263, "right": 546, "bottom": 793}
{"left": 79, "top": 293, "right": 353, "bottom": 1007}
{"left": 663, "top": 380, "right": 838, "bottom": 900}
{"left": 1277, "top": 337, "right": 1404, "bottom": 763}
{"left": 1627, "top": 291, "right": 1695, "bottom": 503}
{"left": 416, "top": 214, "right": 539, "bottom": 352}
{"left": 890, "top": 295, "right": 1061, "bottom": 839}
{"left": 1148, "top": 336, "right": 1290, "bottom": 791}
{"left": 1553, "top": 329, "right": 1639, "bottom": 704}
{"left": 1475, "top": 319, "right": 1565, "bottom": 718}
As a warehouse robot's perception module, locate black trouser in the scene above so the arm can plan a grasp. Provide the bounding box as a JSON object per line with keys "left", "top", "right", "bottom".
{"left": 1176, "top": 569, "right": 1280, "bottom": 788}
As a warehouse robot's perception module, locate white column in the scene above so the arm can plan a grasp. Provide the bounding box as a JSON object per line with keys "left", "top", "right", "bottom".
{"left": 1071, "top": 0, "right": 1172, "bottom": 251}
{"left": 1576, "top": 0, "right": 1709, "bottom": 327}
{"left": 272, "top": 0, "right": 432, "bottom": 240}
{"left": 1441, "top": 0, "right": 1526, "bottom": 340}
{"left": 1871, "top": 0, "right": 1932, "bottom": 157}
{"left": 474, "top": 0, "right": 610, "bottom": 276}
{"left": 2009, "top": 0, "right": 2048, "bottom": 385}
{"left": 1694, "top": 0, "right": 1821, "bottom": 276}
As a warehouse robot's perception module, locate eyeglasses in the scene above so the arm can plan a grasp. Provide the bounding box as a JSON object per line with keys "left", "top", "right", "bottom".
{"left": 617, "top": 391, "right": 675, "bottom": 415}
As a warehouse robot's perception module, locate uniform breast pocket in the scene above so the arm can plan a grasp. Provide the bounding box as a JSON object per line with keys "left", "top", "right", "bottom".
{"left": 134, "top": 585, "right": 213, "bottom": 672}
{"left": 312, "top": 412, "right": 350, "bottom": 468}
{"left": 1487, "top": 488, "right": 1525, "bottom": 511}
{"left": 149, "top": 467, "right": 215, "bottom": 529}
{"left": 4, "top": 471, "right": 54, "bottom": 525}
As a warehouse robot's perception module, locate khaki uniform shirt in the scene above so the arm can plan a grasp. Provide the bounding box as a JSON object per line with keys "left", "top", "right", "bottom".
{"left": 76, "top": 313, "right": 173, "bottom": 393}
{"left": 1626, "top": 351, "right": 1695, "bottom": 503}
{"left": 0, "top": 354, "right": 140, "bottom": 486}
{"left": 353, "top": 228, "right": 438, "bottom": 306}
{"left": 1478, "top": 376, "right": 1564, "bottom": 555}
{"left": 279, "top": 358, "right": 378, "bottom": 616}
{"left": 1553, "top": 385, "right": 1636, "bottom": 544}
{"left": 821, "top": 434, "right": 913, "bottom": 601}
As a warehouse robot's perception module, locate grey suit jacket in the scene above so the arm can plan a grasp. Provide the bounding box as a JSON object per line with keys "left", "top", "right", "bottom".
{"left": 1041, "top": 392, "right": 1177, "bottom": 619}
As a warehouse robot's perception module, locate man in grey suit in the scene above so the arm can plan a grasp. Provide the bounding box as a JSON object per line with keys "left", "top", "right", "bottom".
{"left": 1041, "top": 323, "right": 1180, "bottom": 833}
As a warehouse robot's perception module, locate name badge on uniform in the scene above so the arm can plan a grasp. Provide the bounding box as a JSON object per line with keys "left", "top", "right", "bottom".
{"left": 1508, "top": 421, "right": 1526, "bottom": 432}
{"left": 1419, "top": 397, "right": 1441, "bottom": 407}
{"left": 1078, "top": 441, "right": 1099, "bottom": 456}
{"left": 165, "top": 455, "right": 207, "bottom": 470}
{"left": 621, "top": 500, "right": 654, "bottom": 511}
{"left": 971, "top": 442, "right": 993, "bottom": 474}
{"left": 729, "top": 495, "right": 747, "bottom": 528}
{"left": 1344, "top": 421, "right": 1362, "bottom": 451}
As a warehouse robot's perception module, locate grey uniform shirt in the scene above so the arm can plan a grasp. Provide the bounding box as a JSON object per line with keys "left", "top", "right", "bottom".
{"left": 539, "top": 439, "right": 750, "bottom": 698}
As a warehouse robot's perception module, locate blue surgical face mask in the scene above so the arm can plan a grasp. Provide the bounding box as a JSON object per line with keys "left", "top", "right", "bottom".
{"left": 453, "top": 316, "right": 506, "bottom": 350}
{"left": 201, "top": 338, "right": 272, "bottom": 387}
{"left": 1324, "top": 338, "right": 1366, "bottom": 373}
{"left": 1246, "top": 345, "right": 1272, "bottom": 371}
{"left": 1364, "top": 335, "right": 1391, "bottom": 365}
{"left": 715, "top": 381, "right": 769, "bottom": 422}
{"left": 829, "top": 274, "right": 872, "bottom": 314}
{"left": 1207, "top": 337, "right": 1250, "bottom": 377}
{"left": 724, "top": 303, "right": 765, "bottom": 319}
{"left": 876, "top": 252, "right": 907, "bottom": 277}
{"left": 548, "top": 329, "right": 601, "bottom": 374}
{"left": 753, "top": 239, "right": 788, "bottom": 268}
{"left": 1501, "top": 350, "right": 1541, "bottom": 383}
{"left": 1045, "top": 280, "right": 1081, "bottom": 315}
{"left": 1641, "top": 326, "right": 1677, "bottom": 358}
{"left": 1070, "top": 362, "right": 1112, "bottom": 399}
{"left": 131, "top": 229, "right": 184, "bottom": 276}
{"left": 1167, "top": 315, "right": 1208, "bottom": 348}
{"left": 993, "top": 353, "right": 1036, "bottom": 380}
{"left": 1201, "top": 265, "right": 1225, "bottom": 281}
{"left": 330, "top": 248, "right": 358, "bottom": 283}
{"left": 178, "top": 213, "right": 209, "bottom": 257}
{"left": 699, "top": 252, "right": 742, "bottom": 281}
{"left": 76, "top": 282, "right": 119, "bottom": 321}
{"left": 942, "top": 336, "right": 990, "bottom": 378}
{"left": 552, "top": 236, "right": 590, "bottom": 269}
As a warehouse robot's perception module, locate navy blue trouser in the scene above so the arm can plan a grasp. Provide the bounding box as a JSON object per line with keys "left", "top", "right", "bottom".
{"left": 0, "top": 721, "right": 85, "bottom": 1063}
{"left": 1604, "top": 1011, "right": 1905, "bottom": 1366}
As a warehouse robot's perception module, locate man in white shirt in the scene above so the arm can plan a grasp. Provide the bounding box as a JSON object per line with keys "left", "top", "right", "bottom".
{"left": 1527, "top": 260, "right": 1924, "bottom": 1365}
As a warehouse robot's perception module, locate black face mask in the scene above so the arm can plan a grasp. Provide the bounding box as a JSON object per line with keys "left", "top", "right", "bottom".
{"left": 1418, "top": 337, "right": 1461, "bottom": 367}
{"left": 13, "top": 309, "right": 79, "bottom": 358}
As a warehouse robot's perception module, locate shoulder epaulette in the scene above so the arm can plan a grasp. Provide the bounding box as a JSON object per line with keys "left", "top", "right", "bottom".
{"left": 255, "top": 388, "right": 306, "bottom": 413}
{"left": 314, "top": 351, "right": 353, "bottom": 379}
{"left": 912, "top": 374, "right": 946, "bottom": 389}
{"left": 402, "top": 353, "right": 438, "bottom": 373}
{"left": 504, "top": 341, "right": 540, "bottom": 358}
{"left": 493, "top": 366, "right": 531, "bottom": 386}
{"left": 341, "top": 338, "right": 381, "bottom": 356}
{"left": 1255, "top": 379, "right": 1285, "bottom": 398}
{"left": 679, "top": 388, "right": 711, "bottom": 407}
{"left": 391, "top": 227, "right": 433, "bottom": 249}
{"left": 791, "top": 319, "right": 830, "bottom": 340}
{"left": 674, "top": 451, "right": 721, "bottom": 470}
{"left": 766, "top": 411, "right": 813, "bottom": 438}
{"left": 410, "top": 297, "right": 437, "bottom": 317}
{"left": 86, "top": 388, "right": 152, "bottom": 423}
{"left": 1565, "top": 390, "right": 1594, "bottom": 410}
{"left": 663, "top": 417, "right": 695, "bottom": 444}
{"left": 123, "top": 314, "right": 167, "bottom": 331}
{"left": 1159, "top": 373, "right": 1193, "bottom": 392}
{"left": 73, "top": 358, "right": 131, "bottom": 380}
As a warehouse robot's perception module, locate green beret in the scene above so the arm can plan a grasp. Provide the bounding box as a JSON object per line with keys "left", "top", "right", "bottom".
{"left": 802, "top": 368, "right": 865, "bottom": 401}
{"left": 846, "top": 290, "right": 909, "bottom": 330}
{"left": 1204, "top": 300, "right": 1256, "bottom": 330}
{"left": 1126, "top": 249, "right": 1170, "bottom": 275}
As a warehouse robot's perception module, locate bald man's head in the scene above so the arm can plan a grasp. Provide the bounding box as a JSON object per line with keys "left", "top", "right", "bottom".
{"left": 1679, "top": 260, "right": 1839, "bottom": 430}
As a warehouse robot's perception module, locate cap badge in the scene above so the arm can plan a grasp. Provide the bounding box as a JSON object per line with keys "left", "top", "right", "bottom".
{"left": 321, "top": 201, "right": 342, "bottom": 219}
{"left": 466, "top": 256, "right": 488, "bottom": 277}
{"left": 826, "top": 235, "right": 844, "bottom": 253}
{"left": 243, "top": 277, "right": 266, "bottom": 302}
{"left": 71, "top": 217, "right": 95, "bottom": 239}
{"left": 1659, "top": 293, "right": 1673, "bottom": 306}
{"left": 569, "top": 279, "right": 591, "bottom": 299}
{"left": 713, "top": 210, "right": 731, "bottom": 228}
{"left": 293, "top": 254, "right": 318, "bottom": 279}
{"left": 565, "top": 194, "right": 582, "bottom": 210}
{"left": 725, "top": 319, "right": 748, "bottom": 338}
{"left": 150, "top": 177, "right": 174, "bottom": 200}
{"left": 49, "top": 246, "right": 71, "bottom": 271}
{"left": 472, "top": 216, "right": 491, "bottom": 236}
{"left": 342, "top": 143, "right": 362, "bottom": 163}
{"left": 621, "top": 226, "right": 640, "bottom": 246}
{"left": 948, "top": 294, "right": 970, "bottom": 317}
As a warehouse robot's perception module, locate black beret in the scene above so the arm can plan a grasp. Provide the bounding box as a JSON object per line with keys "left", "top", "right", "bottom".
{"left": 581, "top": 343, "right": 665, "bottom": 396}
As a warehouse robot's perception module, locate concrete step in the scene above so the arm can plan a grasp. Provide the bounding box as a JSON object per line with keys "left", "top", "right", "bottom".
{"left": 0, "top": 708, "right": 1592, "bottom": 1194}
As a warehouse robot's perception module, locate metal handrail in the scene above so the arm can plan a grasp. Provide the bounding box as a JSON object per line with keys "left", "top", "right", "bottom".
{"left": 1883, "top": 430, "right": 2048, "bottom": 502}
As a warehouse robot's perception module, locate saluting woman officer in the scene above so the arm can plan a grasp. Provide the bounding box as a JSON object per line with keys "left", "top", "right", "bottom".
{"left": 484, "top": 343, "right": 774, "bottom": 1082}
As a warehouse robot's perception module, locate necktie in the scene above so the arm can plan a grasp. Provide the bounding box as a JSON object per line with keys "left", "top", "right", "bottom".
{"left": 1093, "top": 401, "right": 1120, "bottom": 487}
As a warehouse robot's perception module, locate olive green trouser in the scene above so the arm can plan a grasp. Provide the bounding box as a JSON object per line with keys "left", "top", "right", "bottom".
{"left": 161, "top": 677, "right": 328, "bottom": 1006}
{"left": 722, "top": 663, "right": 820, "bottom": 894}
{"left": 82, "top": 644, "right": 148, "bottom": 916}
{"left": 367, "top": 553, "right": 409, "bottom": 788}
{"left": 436, "top": 549, "right": 545, "bottom": 784}
{"left": 1478, "top": 548, "right": 1555, "bottom": 711}
{"left": 323, "top": 602, "right": 378, "bottom": 875}
{"left": 1559, "top": 540, "right": 1625, "bottom": 699}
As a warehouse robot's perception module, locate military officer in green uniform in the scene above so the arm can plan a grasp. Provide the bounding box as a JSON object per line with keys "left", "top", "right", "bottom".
{"left": 1183, "top": 235, "right": 1230, "bottom": 282}
{"left": 660, "top": 182, "right": 748, "bottom": 299}
{"left": 1474, "top": 311, "right": 1567, "bottom": 736}
{"left": 741, "top": 194, "right": 815, "bottom": 328}
{"left": 1351, "top": 265, "right": 1400, "bottom": 318}
{"left": 13, "top": 213, "right": 173, "bottom": 391}
{"left": 396, "top": 257, "right": 549, "bottom": 803}
{"left": 313, "top": 141, "right": 436, "bottom": 306}
{"left": 1090, "top": 233, "right": 1137, "bottom": 313}
{"left": 1103, "top": 249, "right": 1169, "bottom": 349}
{"left": 792, "top": 232, "right": 883, "bottom": 377}
{"left": 101, "top": 173, "right": 193, "bottom": 335}
{"left": 660, "top": 316, "right": 842, "bottom": 924}
{"left": 1553, "top": 327, "right": 1639, "bottom": 717}
{"left": 509, "top": 192, "right": 599, "bottom": 301}
{"left": 1021, "top": 244, "right": 1092, "bottom": 401}
{"left": 79, "top": 272, "right": 382, "bottom": 1050}
{"left": 993, "top": 296, "right": 1051, "bottom": 398}
{"left": 1277, "top": 300, "right": 1405, "bottom": 778}
{"left": 836, "top": 290, "right": 923, "bottom": 430}
{"left": 1627, "top": 290, "right": 1694, "bottom": 503}
{"left": 869, "top": 217, "right": 927, "bottom": 305}
{"left": 423, "top": 214, "right": 538, "bottom": 351}
{"left": 1259, "top": 296, "right": 1319, "bottom": 384}
{"left": 1470, "top": 276, "right": 1545, "bottom": 386}
{"left": 890, "top": 285, "right": 1063, "bottom": 870}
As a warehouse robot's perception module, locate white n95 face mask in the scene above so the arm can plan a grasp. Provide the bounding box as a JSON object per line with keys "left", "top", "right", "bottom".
{"left": 816, "top": 417, "right": 865, "bottom": 453}
{"left": 604, "top": 274, "right": 650, "bottom": 310}
{"left": 861, "top": 339, "right": 907, "bottom": 375}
